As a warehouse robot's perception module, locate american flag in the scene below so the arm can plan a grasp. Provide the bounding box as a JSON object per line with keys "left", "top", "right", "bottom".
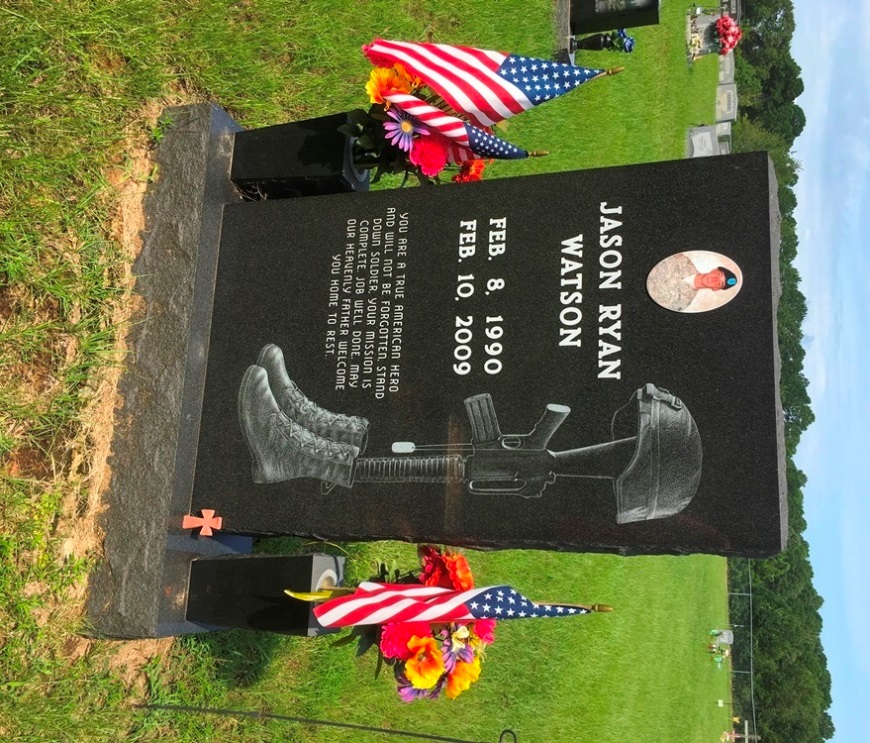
{"left": 314, "top": 582, "right": 594, "bottom": 628}
{"left": 364, "top": 39, "right": 607, "bottom": 128}
{"left": 383, "top": 92, "right": 527, "bottom": 163}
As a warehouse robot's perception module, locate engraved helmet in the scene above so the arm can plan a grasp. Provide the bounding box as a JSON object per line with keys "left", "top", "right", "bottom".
{"left": 610, "top": 383, "right": 702, "bottom": 524}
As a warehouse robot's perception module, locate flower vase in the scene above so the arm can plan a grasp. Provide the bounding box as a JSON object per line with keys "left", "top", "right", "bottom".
{"left": 231, "top": 112, "right": 370, "bottom": 199}
{"left": 185, "top": 553, "right": 344, "bottom": 635}
{"left": 571, "top": 33, "right": 613, "bottom": 51}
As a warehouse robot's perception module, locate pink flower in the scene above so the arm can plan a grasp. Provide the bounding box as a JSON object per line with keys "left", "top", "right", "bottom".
{"left": 380, "top": 622, "right": 433, "bottom": 660}
{"left": 472, "top": 618, "right": 496, "bottom": 645}
{"left": 409, "top": 135, "right": 449, "bottom": 177}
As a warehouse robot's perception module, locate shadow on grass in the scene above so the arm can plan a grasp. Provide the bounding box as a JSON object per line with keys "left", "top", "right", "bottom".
{"left": 181, "top": 628, "right": 284, "bottom": 688}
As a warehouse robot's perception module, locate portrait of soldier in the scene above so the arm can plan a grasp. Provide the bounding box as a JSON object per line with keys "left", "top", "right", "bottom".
{"left": 646, "top": 250, "right": 742, "bottom": 313}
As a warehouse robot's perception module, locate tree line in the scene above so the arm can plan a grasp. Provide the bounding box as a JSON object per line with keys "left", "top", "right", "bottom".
{"left": 728, "top": 2, "right": 832, "bottom": 741}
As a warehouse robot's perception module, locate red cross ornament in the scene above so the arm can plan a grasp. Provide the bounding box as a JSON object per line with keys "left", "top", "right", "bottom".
{"left": 182, "top": 509, "right": 223, "bottom": 536}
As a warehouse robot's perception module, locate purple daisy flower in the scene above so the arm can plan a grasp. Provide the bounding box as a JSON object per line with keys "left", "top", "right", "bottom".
{"left": 383, "top": 108, "right": 428, "bottom": 152}
{"left": 396, "top": 672, "right": 445, "bottom": 702}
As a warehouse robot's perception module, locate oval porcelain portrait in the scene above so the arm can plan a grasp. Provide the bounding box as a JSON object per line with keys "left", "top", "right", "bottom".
{"left": 646, "top": 250, "right": 743, "bottom": 313}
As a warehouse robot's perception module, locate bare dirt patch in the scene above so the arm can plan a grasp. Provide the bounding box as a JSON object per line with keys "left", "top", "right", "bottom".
{"left": 56, "top": 108, "right": 158, "bottom": 570}
{"left": 46, "top": 97, "right": 191, "bottom": 683}
{"left": 107, "top": 637, "right": 174, "bottom": 695}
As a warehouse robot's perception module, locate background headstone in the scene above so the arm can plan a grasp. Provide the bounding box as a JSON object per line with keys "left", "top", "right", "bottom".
{"left": 718, "top": 51, "right": 735, "bottom": 84}
{"left": 716, "top": 83, "right": 738, "bottom": 122}
{"left": 570, "top": 0, "right": 661, "bottom": 34}
{"left": 690, "top": 12, "right": 722, "bottom": 56}
{"left": 687, "top": 126, "right": 720, "bottom": 158}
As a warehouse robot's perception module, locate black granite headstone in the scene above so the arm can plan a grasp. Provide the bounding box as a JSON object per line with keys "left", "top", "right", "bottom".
{"left": 192, "top": 151, "right": 786, "bottom": 557}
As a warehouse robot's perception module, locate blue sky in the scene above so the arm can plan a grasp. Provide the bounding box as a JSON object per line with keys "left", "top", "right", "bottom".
{"left": 791, "top": 2, "right": 870, "bottom": 741}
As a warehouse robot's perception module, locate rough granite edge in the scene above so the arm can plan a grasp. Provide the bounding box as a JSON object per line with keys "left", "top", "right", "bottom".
{"left": 87, "top": 105, "right": 247, "bottom": 637}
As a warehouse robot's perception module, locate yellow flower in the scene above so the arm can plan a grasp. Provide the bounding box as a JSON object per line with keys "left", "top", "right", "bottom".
{"left": 450, "top": 624, "right": 470, "bottom": 654}
{"left": 445, "top": 656, "right": 482, "bottom": 699}
{"left": 404, "top": 635, "right": 445, "bottom": 690}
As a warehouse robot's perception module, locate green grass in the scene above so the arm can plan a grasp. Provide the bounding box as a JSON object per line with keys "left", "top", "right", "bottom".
{"left": 1, "top": 1, "right": 724, "bottom": 740}
{"left": 117, "top": 547, "right": 731, "bottom": 743}
{"left": 125, "top": 549, "right": 732, "bottom": 743}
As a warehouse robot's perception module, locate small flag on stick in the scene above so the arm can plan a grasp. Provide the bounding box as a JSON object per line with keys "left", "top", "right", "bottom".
{"left": 364, "top": 39, "right": 610, "bottom": 128}
{"left": 313, "top": 581, "right": 612, "bottom": 628}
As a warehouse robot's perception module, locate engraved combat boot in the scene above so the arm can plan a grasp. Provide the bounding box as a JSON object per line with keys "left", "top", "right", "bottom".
{"left": 238, "top": 365, "right": 355, "bottom": 487}
{"left": 257, "top": 343, "right": 369, "bottom": 455}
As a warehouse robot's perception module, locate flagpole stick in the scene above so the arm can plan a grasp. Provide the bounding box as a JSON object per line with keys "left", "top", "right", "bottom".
{"left": 564, "top": 603, "right": 614, "bottom": 613}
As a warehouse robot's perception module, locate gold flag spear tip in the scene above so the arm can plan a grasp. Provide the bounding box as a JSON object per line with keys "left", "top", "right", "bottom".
{"left": 284, "top": 587, "right": 355, "bottom": 603}
{"left": 606, "top": 67, "right": 625, "bottom": 76}
{"left": 528, "top": 150, "right": 550, "bottom": 158}
{"left": 592, "top": 604, "right": 614, "bottom": 613}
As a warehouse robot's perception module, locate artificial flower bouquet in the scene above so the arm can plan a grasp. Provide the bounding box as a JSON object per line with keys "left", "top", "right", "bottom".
{"left": 341, "top": 39, "right": 619, "bottom": 186}
{"left": 609, "top": 29, "right": 636, "bottom": 53}
{"left": 343, "top": 61, "right": 494, "bottom": 185}
{"left": 333, "top": 546, "right": 497, "bottom": 702}
{"left": 715, "top": 15, "right": 742, "bottom": 55}
{"left": 292, "top": 544, "right": 612, "bottom": 702}
{"left": 345, "top": 62, "right": 484, "bottom": 185}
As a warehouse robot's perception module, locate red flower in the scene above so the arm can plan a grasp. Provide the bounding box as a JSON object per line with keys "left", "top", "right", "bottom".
{"left": 409, "top": 134, "right": 449, "bottom": 177}
{"left": 715, "top": 15, "right": 741, "bottom": 54}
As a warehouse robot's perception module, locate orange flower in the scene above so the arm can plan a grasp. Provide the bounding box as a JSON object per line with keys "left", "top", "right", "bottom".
{"left": 452, "top": 160, "right": 487, "bottom": 183}
{"left": 366, "top": 64, "right": 419, "bottom": 106}
{"left": 393, "top": 62, "right": 423, "bottom": 91}
{"left": 445, "top": 656, "right": 482, "bottom": 699}
{"left": 404, "top": 635, "right": 445, "bottom": 689}
{"left": 443, "top": 552, "right": 474, "bottom": 590}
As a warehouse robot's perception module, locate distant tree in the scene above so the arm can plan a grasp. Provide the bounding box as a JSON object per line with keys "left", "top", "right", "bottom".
{"left": 734, "top": 53, "right": 763, "bottom": 108}
{"left": 741, "top": 0, "right": 796, "bottom": 59}
{"left": 761, "top": 101, "right": 806, "bottom": 141}
{"left": 731, "top": 117, "right": 800, "bottom": 187}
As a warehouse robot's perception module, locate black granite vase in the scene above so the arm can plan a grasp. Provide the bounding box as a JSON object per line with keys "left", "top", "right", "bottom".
{"left": 231, "top": 112, "right": 370, "bottom": 199}
{"left": 185, "top": 553, "right": 344, "bottom": 635}
{"left": 571, "top": 33, "right": 613, "bottom": 51}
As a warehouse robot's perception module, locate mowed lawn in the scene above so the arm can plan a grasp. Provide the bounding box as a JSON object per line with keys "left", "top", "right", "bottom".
{"left": 1, "top": 1, "right": 727, "bottom": 741}
{"left": 140, "top": 548, "right": 732, "bottom": 742}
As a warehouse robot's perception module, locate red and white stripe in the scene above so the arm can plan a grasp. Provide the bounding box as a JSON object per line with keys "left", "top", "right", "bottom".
{"left": 314, "top": 582, "right": 483, "bottom": 628}
{"left": 383, "top": 93, "right": 477, "bottom": 164}
{"left": 364, "top": 39, "right": 532, "bottom": 127}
